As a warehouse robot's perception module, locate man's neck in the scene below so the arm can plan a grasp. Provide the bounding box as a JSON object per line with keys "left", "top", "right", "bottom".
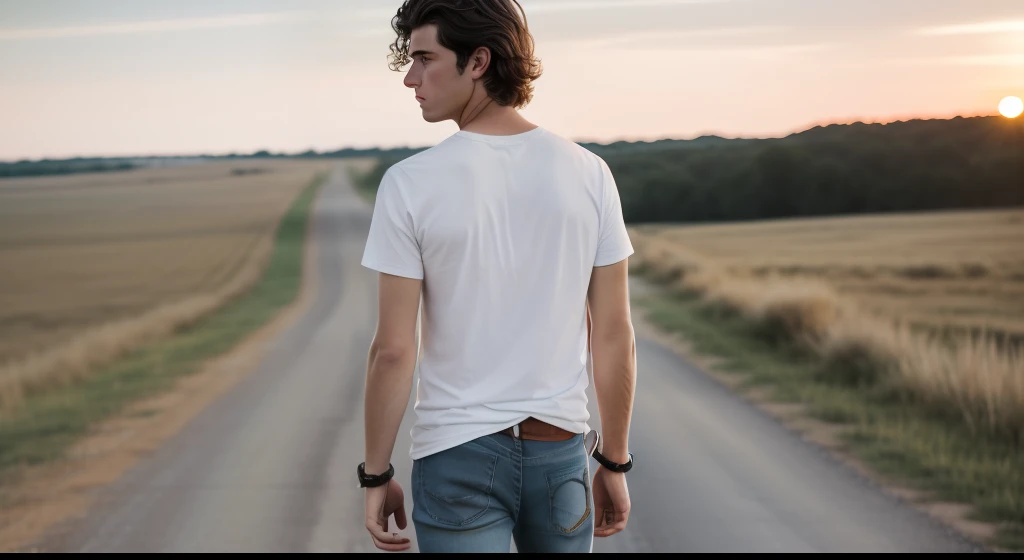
{"left": 456, "top": 97, "right": 536, "bottom": 136}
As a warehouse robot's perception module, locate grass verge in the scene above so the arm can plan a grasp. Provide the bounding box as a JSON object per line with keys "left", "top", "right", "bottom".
{"left": 633, "top": 277, "right": 1024, "bottom": 552}
{"left": 349, "top": 163, "right": 381, "bottom": 204}
{"left": 0, "top": 172, "right": 326, "bottom": 493}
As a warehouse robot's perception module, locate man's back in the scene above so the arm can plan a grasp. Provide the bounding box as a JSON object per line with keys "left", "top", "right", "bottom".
{"left": 361, "top": 125, "right": 634, "bottom": 460}
{"left": 360, "top": 2, "right": 636, "bottom": 551}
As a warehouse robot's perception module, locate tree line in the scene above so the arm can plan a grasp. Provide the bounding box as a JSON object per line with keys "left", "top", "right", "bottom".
{"left": 8, "top": 115, "right": 1021, "bottom": 225}
{"left": 0, "top": 159, "right": 137, "bottom": 178}
{"left": 358, "top": 115, "right": 1024, "bottom": 223}
{"left": 0, "top": 148, "right": 425, "bottom": 179}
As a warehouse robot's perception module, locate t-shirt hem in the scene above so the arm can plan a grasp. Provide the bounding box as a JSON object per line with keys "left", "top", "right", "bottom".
{"left": 409, "top": 417, "right": 592, "bottom": 461}
{"left": 361, "top": 258, "right": 424, "bottom": 280}
{"left": 410, "top": 421, "right": 529, "bottom": 461}
{"left": 595, "top": 245, "right": 635, "bottom": 267}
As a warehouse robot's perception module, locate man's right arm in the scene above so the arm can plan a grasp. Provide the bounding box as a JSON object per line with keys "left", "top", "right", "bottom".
{"left": 587, "top": 258, "right": 636, "bottom": 465}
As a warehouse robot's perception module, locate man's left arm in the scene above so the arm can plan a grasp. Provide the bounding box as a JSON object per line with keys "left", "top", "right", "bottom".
{"left": 364, "top": 272, "right": 422, "bottom": 476}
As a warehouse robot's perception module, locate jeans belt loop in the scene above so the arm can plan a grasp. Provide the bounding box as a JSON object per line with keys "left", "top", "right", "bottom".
{"left": 513, "top": 423, "right": 520, "bottom": 438}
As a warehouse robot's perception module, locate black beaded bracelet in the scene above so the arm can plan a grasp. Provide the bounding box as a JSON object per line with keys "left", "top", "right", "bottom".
{"left": 593, "top": 449, "right": 634, "bottom": 473}
{"left": 357, "top": 462, "right": 395, "bottom": 488}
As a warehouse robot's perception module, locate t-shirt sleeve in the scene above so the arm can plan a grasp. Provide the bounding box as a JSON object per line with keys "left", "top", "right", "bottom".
{"left": 594, "top": 158, "right": 635, "bottom": 267}
{"left": 361, "top": 167, "right": 424, "bottom": 280}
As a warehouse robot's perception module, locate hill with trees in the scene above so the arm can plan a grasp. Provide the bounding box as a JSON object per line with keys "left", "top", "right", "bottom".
{"left": 6, "top": 115, "right": 1021, "bottom": 224}
{"left": 357, "top": 115, "right": 1023, "bottom": 223}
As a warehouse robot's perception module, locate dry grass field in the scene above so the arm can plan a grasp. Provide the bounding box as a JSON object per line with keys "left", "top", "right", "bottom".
{"left": 630, "top": 208, "right": 1024, "bottom": 340}
{"left": 0, "top": 159, "right": 332, "bottom": 411}
{"left": 627, "top": 207, "right": 1024, "bottom": 440}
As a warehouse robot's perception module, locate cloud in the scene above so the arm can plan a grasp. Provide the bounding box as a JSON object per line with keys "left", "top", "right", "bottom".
{"left": 918, "top": 19, "right": 1024, "bottom": 36}
{"left": 941, "top": 54, "right": 1024, "bottom": 66}
{"left": 670, "top": 43, "right": 836, "bottom": 58}
{"left": 351, "top": 0, "right": 731, "bottom": 22}
{"left": 524, "top": 0, "right": 732, "bottom": 13}
{"left": 551, "top": 26, "right": 837, "bottom": 60}
{"left": 0, "top": 11, "right": 312, "bottom": 41}
{"left": 568, "top": 26, "right": 787, "bottom": 48}
{"left": 882, "top": 53, "right": 1024, "bottom": 67}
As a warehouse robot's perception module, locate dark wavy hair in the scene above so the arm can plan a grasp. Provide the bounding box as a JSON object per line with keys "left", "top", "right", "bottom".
{"left": 388, "top": 0, "right": 543, "bottom": 109}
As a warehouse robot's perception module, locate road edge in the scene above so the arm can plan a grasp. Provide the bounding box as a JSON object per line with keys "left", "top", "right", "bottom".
{"left": 0, "top": 168, "right": 329, "bottom": 553}
{"left": 628, "top": 276, "right": 999, "bottom": 553}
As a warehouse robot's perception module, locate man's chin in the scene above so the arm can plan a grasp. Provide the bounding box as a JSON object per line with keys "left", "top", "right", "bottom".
{"left": 421, "top": 110, "right": 447, "bottom": 124}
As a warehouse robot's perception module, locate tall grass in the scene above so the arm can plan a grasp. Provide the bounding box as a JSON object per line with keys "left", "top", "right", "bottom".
{"left": 0, "top": 171, "right": 326, "bottom": 477}
{"left": 630, "top": 230, "right": 1024, "bottom": 443}
{"left": 0, "top": 172, "right": 327, "bottom": 416}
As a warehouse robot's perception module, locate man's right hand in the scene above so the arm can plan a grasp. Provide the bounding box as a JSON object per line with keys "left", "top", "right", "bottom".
{"left": 364, "top": 478, "right": 411, "bottom": 551}
{"left": 592, "top": 466, "right": 630, "bottom": 537}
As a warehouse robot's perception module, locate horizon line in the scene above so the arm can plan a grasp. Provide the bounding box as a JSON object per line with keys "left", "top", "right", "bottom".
{"left": 0, "top": 111, "right": 1003, "bottom": 164}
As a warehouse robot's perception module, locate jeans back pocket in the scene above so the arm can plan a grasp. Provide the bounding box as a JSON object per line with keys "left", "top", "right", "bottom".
{"left": 418, "top": 441, "right": 500, "bottom": 527}
{"left": 546, "top": 461, "right": 592, "bottom": 533}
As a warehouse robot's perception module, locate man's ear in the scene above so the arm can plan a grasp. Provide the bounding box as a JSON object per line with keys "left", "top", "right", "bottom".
{"left": 469, "top": 46, "right": 491, "bottom": 79}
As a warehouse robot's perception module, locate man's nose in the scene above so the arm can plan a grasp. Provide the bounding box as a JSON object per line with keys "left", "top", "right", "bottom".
{"left": 404, "top": 68, "right": 418, "bottom": 89}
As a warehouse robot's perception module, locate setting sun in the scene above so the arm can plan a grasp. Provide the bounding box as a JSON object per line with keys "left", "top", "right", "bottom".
{"left": 999, "top": 96, "right": 1023, "bottom": 118}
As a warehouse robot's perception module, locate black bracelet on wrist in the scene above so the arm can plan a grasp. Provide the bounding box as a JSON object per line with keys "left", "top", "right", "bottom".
{"left": 357, "top": 462, "right": 395, "bottom": 488}
{"left": 593, "top": 449, "right": 634, "bottom": 473}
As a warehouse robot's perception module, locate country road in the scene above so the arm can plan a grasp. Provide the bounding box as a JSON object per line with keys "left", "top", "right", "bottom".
{"left": 36, "top": 163, "right": 983, "bottom": 553}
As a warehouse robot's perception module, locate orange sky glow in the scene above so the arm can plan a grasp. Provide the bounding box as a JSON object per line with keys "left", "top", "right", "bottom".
{"left": 0, "top": 0, "right": 1021, "bottom": 160}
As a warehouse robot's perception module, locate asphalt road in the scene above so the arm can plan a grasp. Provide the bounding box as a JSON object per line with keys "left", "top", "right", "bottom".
{"left": 39, "top": 164, "right": 982, "bottom": 553}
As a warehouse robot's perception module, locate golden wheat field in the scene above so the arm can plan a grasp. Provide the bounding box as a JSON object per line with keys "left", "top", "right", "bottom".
{"left": 630, "top": 208, "right": 1024, "bottom": 339}
{"left": 627, "top": 207, "right": 1024, "bottom": 438}
{"left": 0, "top": 159, "right": 332, "bottom": 410}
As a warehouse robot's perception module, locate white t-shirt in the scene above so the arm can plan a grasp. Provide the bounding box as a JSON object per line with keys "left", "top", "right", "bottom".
{"left": 361, "top": 125, "right": 634, "bottom": 460}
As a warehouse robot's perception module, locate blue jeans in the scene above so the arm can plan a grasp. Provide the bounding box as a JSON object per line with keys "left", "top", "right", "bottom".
{"left": 412, "top": 432, "right": 594, "bottom": 553}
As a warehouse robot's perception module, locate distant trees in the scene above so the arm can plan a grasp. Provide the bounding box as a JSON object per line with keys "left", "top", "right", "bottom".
{"left": 354, "top": 116, "right": 1022, "bottom": 223}
{"left": 599, "top": 116, "right": 1024, "bottom": 223}
{"left": 0, "top": 147, "right": 427, "bottom": 179}
{"left": 8, "top": 116, "right": 1020, "bottom": 221}
{"left": 0, "top": 159, "right": 136, "bottom": 178}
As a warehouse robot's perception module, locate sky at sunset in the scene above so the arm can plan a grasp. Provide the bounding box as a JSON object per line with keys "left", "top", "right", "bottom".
{"left": 1, "top": 0, "right": 1022, "bottom": 161}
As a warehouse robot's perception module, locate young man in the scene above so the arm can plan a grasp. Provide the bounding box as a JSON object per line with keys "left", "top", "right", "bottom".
{"left": 358, "top": 0, "right": 637, "bottom": 553}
